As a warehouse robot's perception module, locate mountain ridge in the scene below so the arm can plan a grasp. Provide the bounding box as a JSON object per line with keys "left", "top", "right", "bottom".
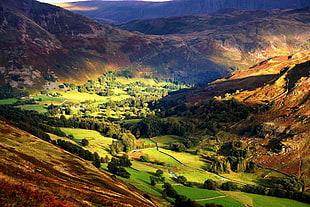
{"left": 56, "top": 0, "right": 310, "bottom": 23}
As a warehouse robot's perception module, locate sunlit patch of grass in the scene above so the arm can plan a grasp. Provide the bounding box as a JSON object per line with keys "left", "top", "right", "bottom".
{"left": 223, "top": 191, "right": 310, "bottom": 207}
{"left": 152, "top": 135, "right": 181, "bottom": 147}
{"left": 60, "top": 128, "right": 104, "bottom": 139}
{"left": 140, "top": 148, "right": 180, "bottom": 166}
{"left": 59, "top": 127, "right": 115, "bottom": 157}
{"left": 0, "top": 98, "right": 18, "bottom": 105}
{"left": 173, "top": 167, "right": 221, "bottom": 183}
{"left": 17, "top": 105, "right": 47, "bottom": 113}
{"left": 158, "top": 148, "right": 206, "bottom": 169}
{"left": 173, "top": 185, "right": 244, "bottom": 206}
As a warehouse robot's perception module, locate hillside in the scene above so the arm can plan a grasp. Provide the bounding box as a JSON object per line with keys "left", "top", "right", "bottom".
{"left": 1, "top": 0, "right": 310, "bottom": 88}
{"left": 160, "top": 51, "right": 310, "bottom": 191}
{"left": 0, "top": 0, "right": 227, "bottom": 87}
{"left": 55, "top": 0, "right": 310, "bottom": 23}
{"left": 0, "top": 121, "right": 159, "bottom": 206}
{"left": 117, "top": 7, "right": 310, "bottom": 70}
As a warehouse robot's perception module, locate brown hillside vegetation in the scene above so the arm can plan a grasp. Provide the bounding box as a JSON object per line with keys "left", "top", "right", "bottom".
{"left": 0, "top": 121, "right": 159, "bottom": 206}
{"left": 168, "top": 52, "right": 310, "bottom": 191}
{"left": 213, "top": 52, "right": 310, "bottom": 192}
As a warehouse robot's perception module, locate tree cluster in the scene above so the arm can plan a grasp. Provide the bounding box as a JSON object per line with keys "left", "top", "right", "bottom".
{"left": 0, "top": 85, "right": 29, "bottom": 99}
{"left": 107, "top": 155, "right": 132, "bottom": 178}
{"left": 150, "top": 169, "right": 165, "bottom": 185}
{"left": 134, "top": 115, "right": 194, "bottom": 138}
{"left": 210, "top": 141, "right": 257, "bottom": 173}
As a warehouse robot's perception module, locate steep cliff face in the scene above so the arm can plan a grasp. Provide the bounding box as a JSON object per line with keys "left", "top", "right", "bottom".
{"left": 59, "top": 0, "right": 310, "bottom": 23}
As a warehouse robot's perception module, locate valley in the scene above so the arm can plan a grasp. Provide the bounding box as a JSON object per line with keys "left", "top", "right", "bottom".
{"left": 1, "top": 55, "right": 309, "bottom": 206}
{"left": 0, "top": 0, "right": 309, "bottom": 206}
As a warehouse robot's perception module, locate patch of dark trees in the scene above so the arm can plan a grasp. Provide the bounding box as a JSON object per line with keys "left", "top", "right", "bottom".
{"left": 107, "top": 155, "right": 131, "bottom": 178}
{"left": 143, "top": 98, "right": 270, "bottom": 137}
{"left": 0, "top": 85, "right": 29, "bottom": 99}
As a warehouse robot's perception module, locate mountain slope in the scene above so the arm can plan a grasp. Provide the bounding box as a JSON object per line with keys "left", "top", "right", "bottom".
{"left": 0, "top": 0, "right": 309, "bottom": 88}
{"left": 162, "top": 51, "right": 310, "bottom": 190}
{"left": 117, "top": 7, "right": 310, "bottom": 70}
{"left": 0, "top": 0, "right": 227, "bottom": 87}
{"left": 0, "top": 121, "right": 159, "bottom": 206}
{"left": 56, "top": 0, "right": 310, "bottom": 23}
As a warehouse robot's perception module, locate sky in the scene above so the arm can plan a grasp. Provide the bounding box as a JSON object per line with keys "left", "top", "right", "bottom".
{"left": 38, "top": 0, "right": 172, "bottom": 3}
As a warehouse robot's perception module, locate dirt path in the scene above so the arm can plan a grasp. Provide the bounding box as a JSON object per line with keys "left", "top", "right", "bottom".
{"left": 194, "top": 195, "right": 227, "bottom": 201}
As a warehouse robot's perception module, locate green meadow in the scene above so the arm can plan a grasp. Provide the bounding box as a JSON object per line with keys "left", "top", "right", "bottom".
{"left": 60, "top": 127, "right": 115, "bottom": 157}
{"left": 0, "top": 98, "right": 18, "bottom": 105}
{"left": 223, "top": 191, "right": 310, "bottom": 207}
{"left": 173, "top": 185, "right": 244, "bottom": 207}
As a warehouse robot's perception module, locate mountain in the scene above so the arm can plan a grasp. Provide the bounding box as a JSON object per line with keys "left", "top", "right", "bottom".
{"left": 161, "top": 51, "right": 310, "bottom": 189}
{"left": 0, "top": 0, "right": 227, "bottom": 87}
{"left": 0, "top": 121, "right": 159, "bottom": 206}
{"left": 55, "top": 0, "right": 310, "bottom": 23}
{"left": 0, "top": 0, "right": 309, "bottom": 88}
{"left": 117, "top": 8, "right": 310, "bottom": 75}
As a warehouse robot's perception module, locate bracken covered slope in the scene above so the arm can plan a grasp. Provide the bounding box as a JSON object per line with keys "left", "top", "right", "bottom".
{"left": 0, "top": 121, "right": 160, "bottom": 206}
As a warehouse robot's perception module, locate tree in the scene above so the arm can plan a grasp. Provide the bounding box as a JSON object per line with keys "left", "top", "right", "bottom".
{"left": 92, "top": 152, "right": 101, "bottom": 168}
{"left": 140, "top": 155, "right": 150, "bottom": 162}
{"left": 176, "top": 176, "right": 187, "bottom": 184}
{"left": 203, "top": 179, "right": 218, "bottom": 190}
{"left": 169, "top": 143, "right": 186, "bottom": 152}
{"left": 119, "top": 154, "right": 132, "bottom": 167}
{"left": 150, "top": 176, "right": 159, "bottom": 186}
{"left": 155, "top": 169, "right": 164, "bottom": 177}
{"left": 67, "top": 134, "right": 74, "bottom": 139}
{"left": 107, "top": 156, "right": 131, "bottom": 178}
{"left": 220, "top": 181, "right": 237, "bottom": 191}
{"left": 104, "top": 155, "right": 110, "bottom": 163}
{"left": 163, "top": 183, "right": 178, "bottom": 198}
{"left": 81, "top": 138, "right": 89, "bottom": 146}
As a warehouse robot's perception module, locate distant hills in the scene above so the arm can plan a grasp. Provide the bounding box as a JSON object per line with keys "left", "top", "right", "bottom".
{"left": 56, "top": 0, "right": 310, "bottom": 23}
{"left": 0, "top": 0, "right": 309, "bottom": 88}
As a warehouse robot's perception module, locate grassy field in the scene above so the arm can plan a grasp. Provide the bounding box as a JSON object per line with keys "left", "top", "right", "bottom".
{"left": 152, "top": 135, "right": 182, "bottom": 147}
{"left": 159, "top": 148, "right": 206, "bottom": 170}
{"left": 134, "top": 148, "right": 221, "bottom": 183}
{"left": 17, "top": 104, "right": 48, "bottom": 113}
{"left": 139, "top": 148, "right": 181, "bottom": 166}
{"left": 60, "top": 127, "right": 115, "bottom": 157}
{"left": 60, "top": 128, "right": 104, "bottom": 140}
{"left": 0, "top": 98, "right": 18, "bottom": 105}
{"left": 173, "top": 167, "right": 221, "bottom": 183}
{"left": 136, "top": 138, "right": 156, "bottom": 148}
{"left": 223, "top": 191, "right": 310, "bottom": 207}
{"left": 173, "top": 185, "right": 245, "bottom": 207}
